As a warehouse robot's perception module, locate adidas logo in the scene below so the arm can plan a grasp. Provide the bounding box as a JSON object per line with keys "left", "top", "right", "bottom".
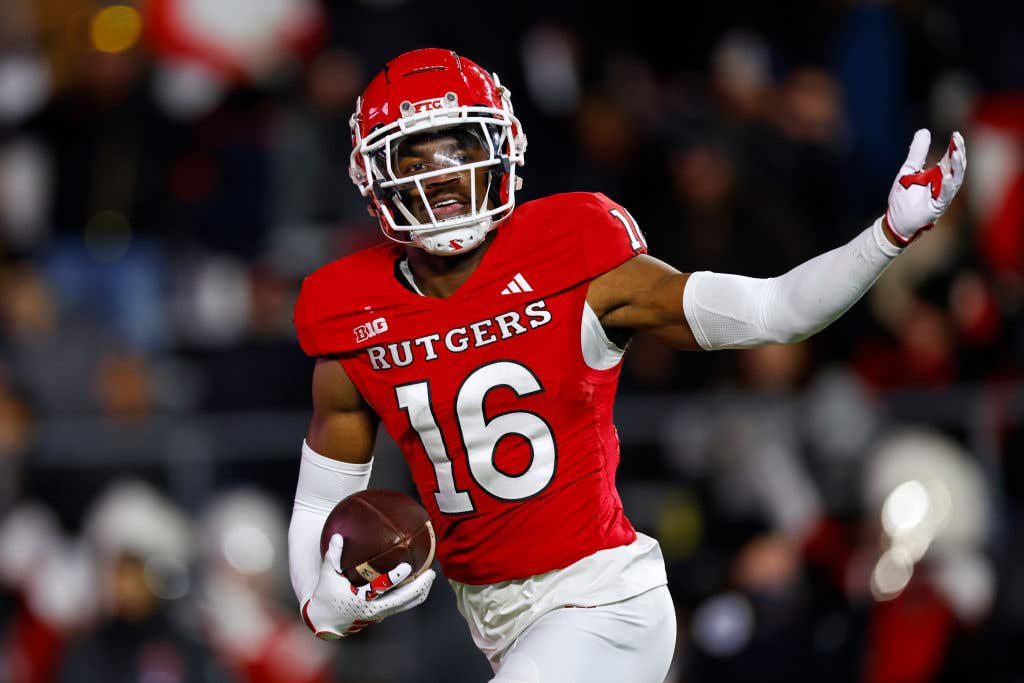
{"left": 501, "top": 273, "right": 533, "bottom": 295}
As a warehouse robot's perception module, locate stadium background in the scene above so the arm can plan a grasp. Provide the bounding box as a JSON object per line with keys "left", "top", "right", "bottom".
{"left": 1, "top": 0, "right": 1022, "bottom": 681}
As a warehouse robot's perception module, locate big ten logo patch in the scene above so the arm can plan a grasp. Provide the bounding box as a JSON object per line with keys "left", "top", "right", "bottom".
{"left": 354, "top": 317, "right": 388, "bottom": 343}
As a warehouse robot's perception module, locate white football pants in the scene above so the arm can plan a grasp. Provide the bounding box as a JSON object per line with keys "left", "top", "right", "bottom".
{"left": 488, "top": 586, "right": 676, "bottom": 683}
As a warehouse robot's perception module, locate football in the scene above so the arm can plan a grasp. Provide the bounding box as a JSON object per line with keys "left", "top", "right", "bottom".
{"left": 319, "top": 489, "right": 435, "bottom": 588}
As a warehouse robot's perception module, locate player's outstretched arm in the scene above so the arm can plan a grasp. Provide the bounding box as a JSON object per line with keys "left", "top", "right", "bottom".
{"left": 589, "top": 129, "right": 966, "bottom": 351}
{"left": 287, "top": 359, "right": 435, "bottom": 639}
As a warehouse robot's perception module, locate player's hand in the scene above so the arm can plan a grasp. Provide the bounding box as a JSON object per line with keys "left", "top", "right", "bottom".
{"left": 301, "top": 533, "right": 435, "bottom": 640}
{"left": 885, "top": 128, "right": 967, "bottom": 245}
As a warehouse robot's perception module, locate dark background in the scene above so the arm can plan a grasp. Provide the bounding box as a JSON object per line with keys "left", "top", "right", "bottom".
{"left": 1, "top": 0, "right": 1023, "bottom": 681}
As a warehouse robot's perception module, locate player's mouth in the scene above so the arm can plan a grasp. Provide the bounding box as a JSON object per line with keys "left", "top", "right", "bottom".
{"left": 429, "top": 196, "right": 469, "bottom": 220}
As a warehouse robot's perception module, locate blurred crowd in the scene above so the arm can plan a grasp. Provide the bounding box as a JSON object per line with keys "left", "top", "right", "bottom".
{"left": 1, "top": 0, "right": 1023, "bottom": 681}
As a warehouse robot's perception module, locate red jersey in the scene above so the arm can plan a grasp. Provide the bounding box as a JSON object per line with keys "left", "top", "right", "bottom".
{"left": 294, "top": 192, "right": 649, "bottom": 584}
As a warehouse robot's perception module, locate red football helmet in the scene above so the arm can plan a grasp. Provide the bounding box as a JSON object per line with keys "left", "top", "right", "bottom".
{"left": 349, "top": 48, "right": 527, "bottom": 255}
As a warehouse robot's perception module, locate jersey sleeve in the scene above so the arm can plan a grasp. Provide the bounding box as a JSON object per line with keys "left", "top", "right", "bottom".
{"left": 293, "top": 246, "right": 399, "bottom": 358}
{"left": 293, "top": 267, "right": 361, "bottom": 358}
{"left": 576, "top": 193, "right": 649, "bottom": 280}
{"left": 293, "top": 275, "right": 326, "bottom": 357}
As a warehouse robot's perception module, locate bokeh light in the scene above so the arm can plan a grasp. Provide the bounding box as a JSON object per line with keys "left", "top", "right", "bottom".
{"left": 881, "top": 479, "right": 930, "bottom": 536}
{"left": 871, "top": 547, "right": 915, "bottom": 600}
{"left": 90, "top": 5, "right": 143, "bottom": 54}
{"left": 222, "top": 524, "right": 276, "bottom": 576}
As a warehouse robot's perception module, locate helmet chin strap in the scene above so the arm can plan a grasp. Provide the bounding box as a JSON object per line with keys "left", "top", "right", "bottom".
{"left": 411, "top": 216, "right": 493, "bottom": 256}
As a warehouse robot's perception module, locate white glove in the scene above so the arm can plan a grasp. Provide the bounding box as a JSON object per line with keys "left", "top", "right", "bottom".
{"left": 301, "top": 533, "right": 435, "bottom": 640}
{"left": 885, "top": 128, "right": 967, "bottom": 245}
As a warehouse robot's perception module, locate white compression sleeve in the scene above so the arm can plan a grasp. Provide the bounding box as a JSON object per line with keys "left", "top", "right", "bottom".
{"left": 682, "top": 217, "right": 904, "bottom": 350}
{"left": 288, "top": 440, "right": 372, "bottom": 604}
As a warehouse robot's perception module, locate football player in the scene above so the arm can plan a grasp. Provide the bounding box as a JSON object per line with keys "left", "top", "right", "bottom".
{"left": 287, "top": 48, "right": 966, "bottom": 682}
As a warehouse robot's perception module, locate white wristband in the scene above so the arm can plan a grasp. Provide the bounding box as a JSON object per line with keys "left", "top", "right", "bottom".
{"left": 682, "top": 217, "right": 902, "bottom": 350}
{"left": 288, "top": 440, "right": 372, "bottom": 604}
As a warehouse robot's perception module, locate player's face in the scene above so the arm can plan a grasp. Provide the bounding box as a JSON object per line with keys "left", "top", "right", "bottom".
{"left": 393, "top": 128, "right": 493, "bottom": 224}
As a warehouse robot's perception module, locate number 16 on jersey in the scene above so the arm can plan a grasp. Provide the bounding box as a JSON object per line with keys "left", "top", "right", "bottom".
{"left": 395, "top": 360, "right": 557, "bottom": 514}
